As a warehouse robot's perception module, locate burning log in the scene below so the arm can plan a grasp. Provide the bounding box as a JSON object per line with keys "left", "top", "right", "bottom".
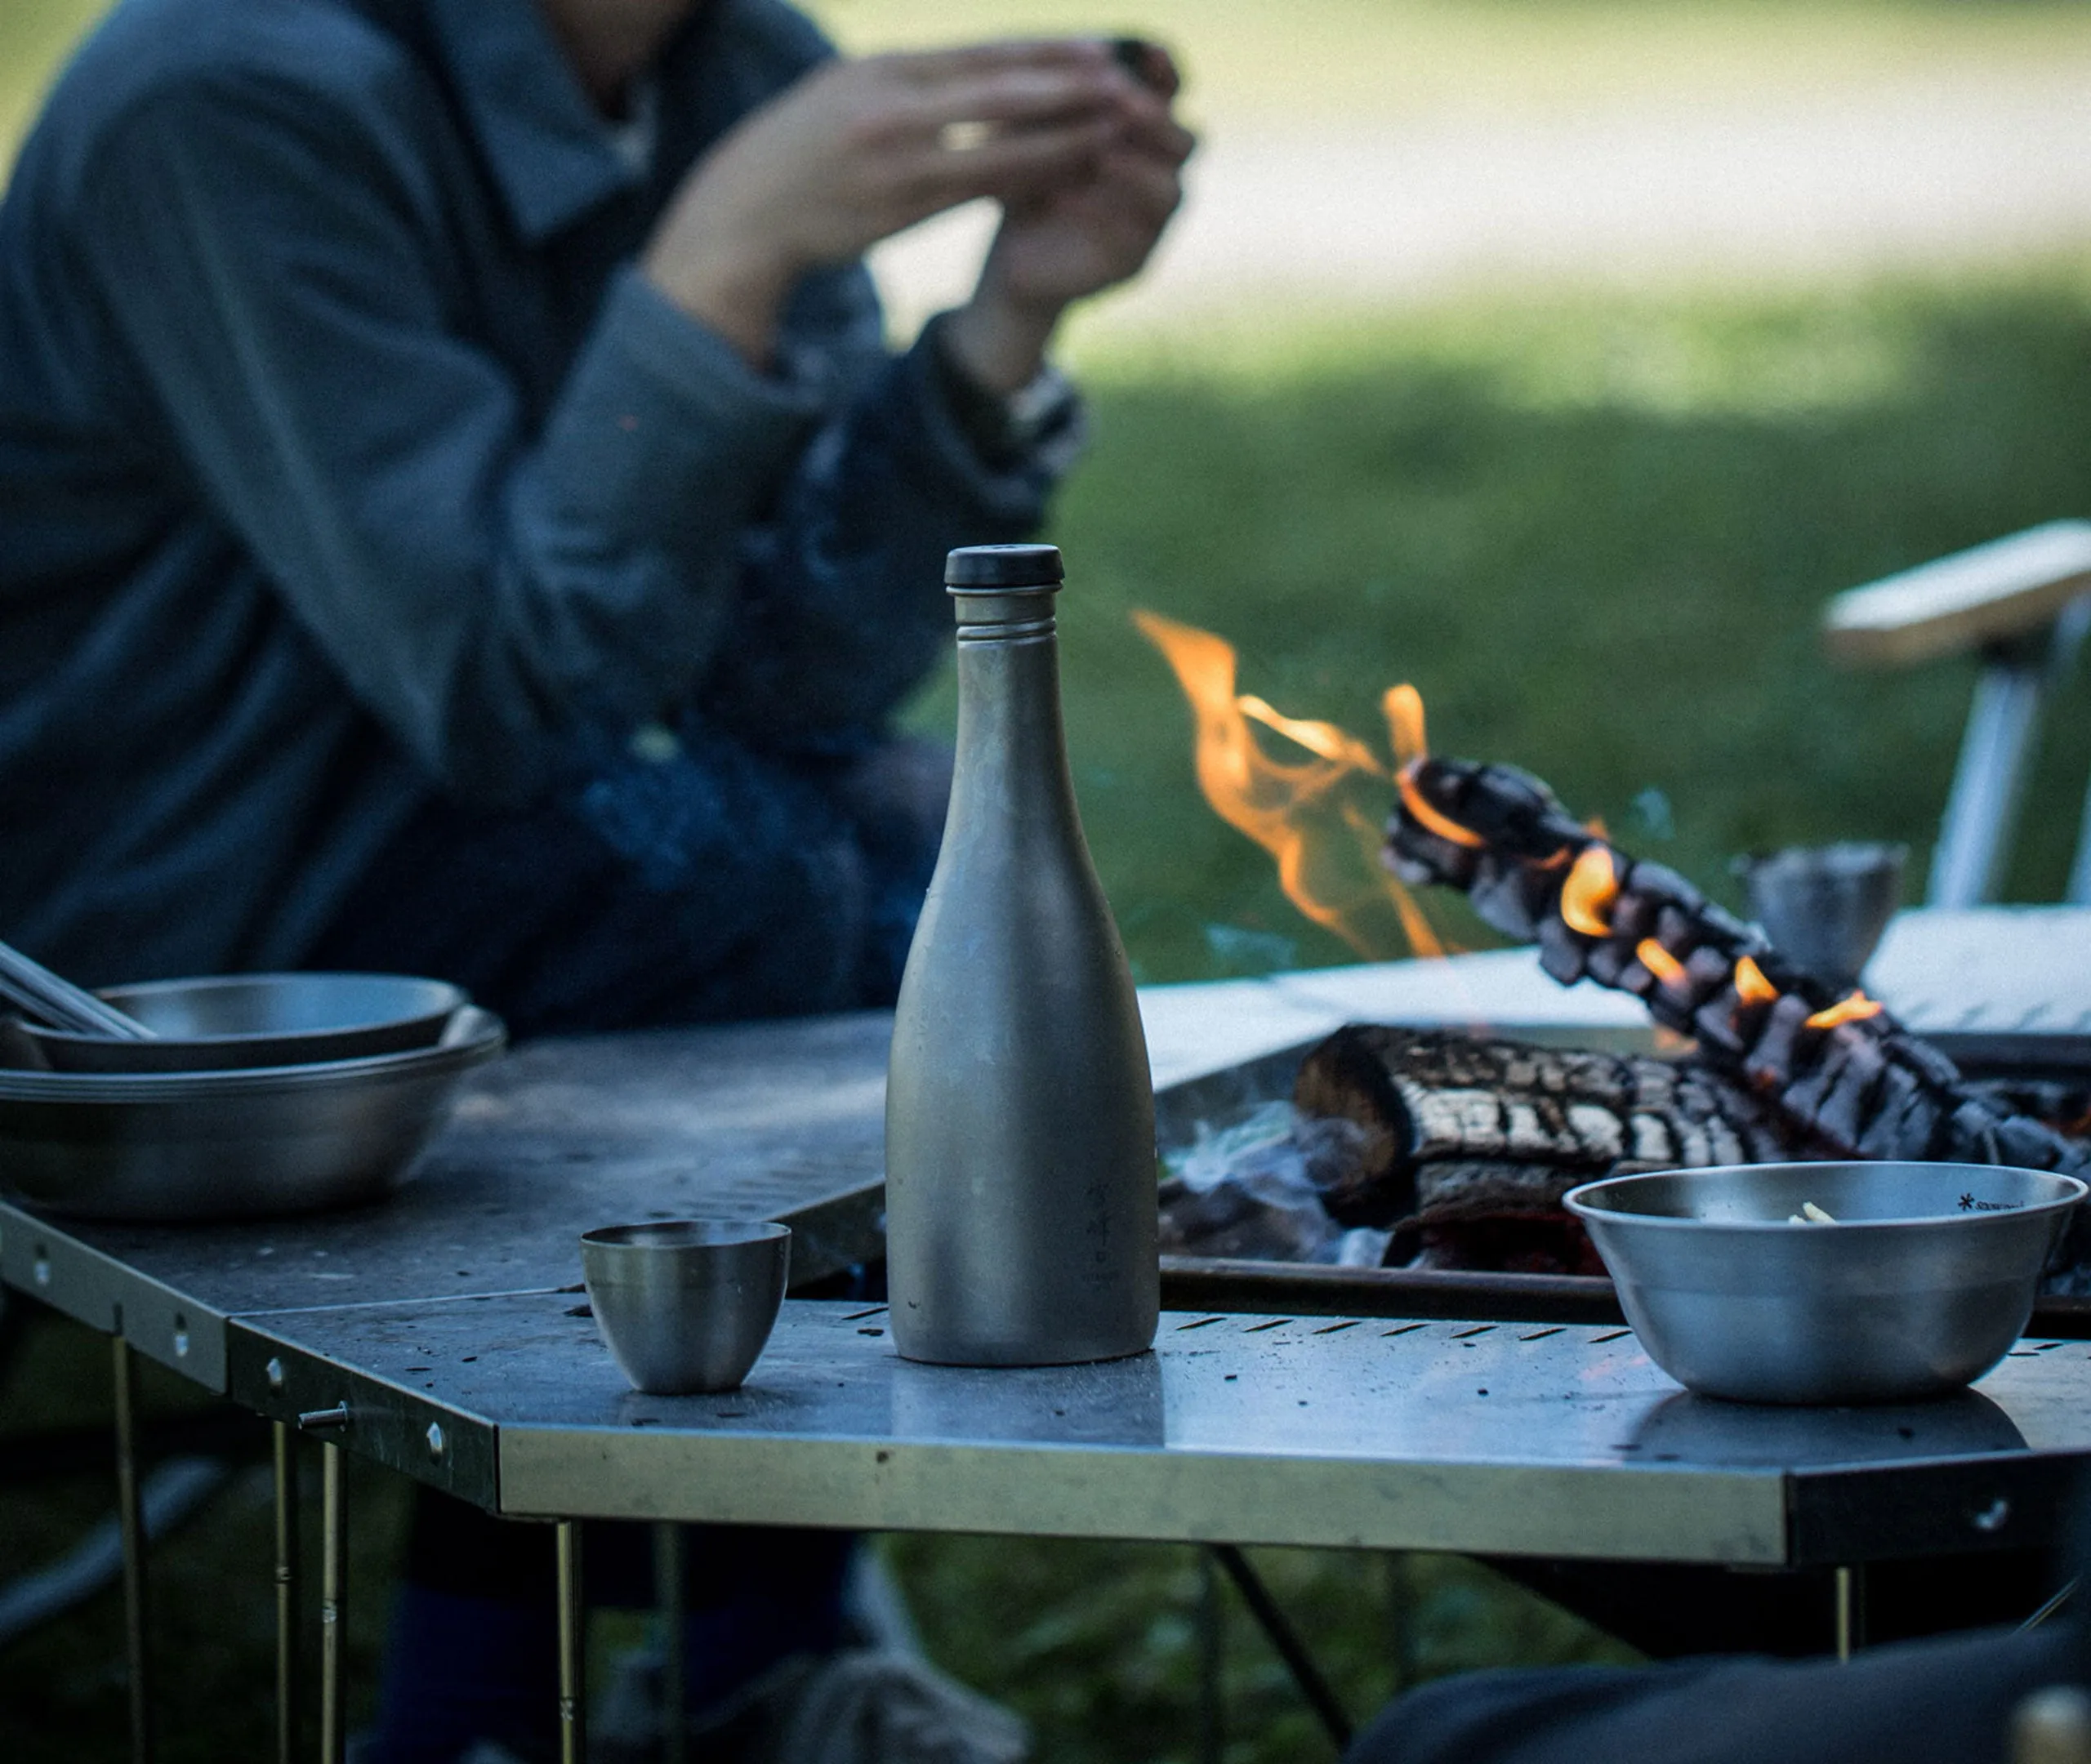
{"left": 1292, "top": 1025, "right": 1828, "bottom": 1271}
{"left": 1296, "top": 1025, "right": 1821, "bottom": 1223}
{"left": 1382, "top": 757, "right": 2089, "bottom": 1178}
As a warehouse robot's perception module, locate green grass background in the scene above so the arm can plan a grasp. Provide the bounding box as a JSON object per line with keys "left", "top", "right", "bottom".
{"left": 6, "top": 1, "right": 2091, "bottom": 1759}
{"left": 1027, "top": 273, "right": 2091, "bottom": 980}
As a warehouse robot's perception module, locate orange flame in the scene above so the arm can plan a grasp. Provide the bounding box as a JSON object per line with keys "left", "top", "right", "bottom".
{"left": 1635, "top": 938, "right": 1688, "bottom": 990}
{"left": 1135, "top": 610, "right": 1447, "bottom": 960}
{"left": 1806, "top": 991, "right": 1884, "bottom": 1031}
{"left": 1344, "top": 800, "right": 1446, "bottom": 957}
{"left": 1734, "top": 956, "right": 1779, "bottom": 1004}
{"left": 1559, "top": 844, "right": 1620, "bottom": 937}
{"left": 1383, "top": 684, "right": 1428, "bottom": 769}
{"left": 1238, "top": 696, "right": 1387, "bottom": 776}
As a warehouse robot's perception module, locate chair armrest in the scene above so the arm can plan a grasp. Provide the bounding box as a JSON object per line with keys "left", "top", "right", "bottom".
{"left": 1823, "top": 519, "right": 2091, "bottom": 667}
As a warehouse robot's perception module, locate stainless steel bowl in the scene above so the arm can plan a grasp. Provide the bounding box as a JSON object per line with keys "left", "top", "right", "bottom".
{"left": 18, "top": 973, "right": 466, "bottom": 1073}
{"left": 1564, "top": 1161, "right": 2086, "bottom": 1404}
{"left": 0, "top": 1006, "right": 505, "bottom": 1220}
{"left": 581, "top": 1219, "right": 791, "bottom": 1396}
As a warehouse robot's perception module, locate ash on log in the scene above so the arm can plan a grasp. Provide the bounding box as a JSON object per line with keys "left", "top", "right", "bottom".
{"left": 1296, "top": 1025, "right": 1820, "bottom": 1223}
{"left": 1294, "top": 1025, "right": 1828, "bottom": 1272}
{"left": 1382, "top": 756, "right": 2089, "bottom": 1179}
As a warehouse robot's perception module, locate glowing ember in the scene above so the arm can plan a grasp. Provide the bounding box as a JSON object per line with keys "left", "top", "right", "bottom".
{"left": 1734, "top": 956, "right": 1779, "bottom": 1005}
{"left": 1634, "top": 938, "right": 1689, "bottom": 991}
{"left": 1397, "top": 762, "right": 1487, "bottom": 850}
{"left": 1135, "top": 611, "right": 1447, "bottom": 960}
{"left": 1381, "top": 751, "right": 2091, "bottom": 1180}
{"left": 1805, "top": 991, "right": 1885, "bottom": 1031}
{"left": 1558, "top": 844, "right": 1620, "bottom": 937}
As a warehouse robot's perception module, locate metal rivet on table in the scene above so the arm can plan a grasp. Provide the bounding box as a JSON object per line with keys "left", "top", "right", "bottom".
{"left": 265, "top": 1356, "right": 285, "bottom": 1392}
{"left": 172, "top": 1313, "right": 189, "bottom": 1358}
{"left": 33, "top": 1249, "right": 50, "bottom": 1286}
{"left": 426, "top": 1423, "right": 445, "bottom": 1463}
{"left": 1974, "top": 1497, "right": 2012, "bottom": 1533}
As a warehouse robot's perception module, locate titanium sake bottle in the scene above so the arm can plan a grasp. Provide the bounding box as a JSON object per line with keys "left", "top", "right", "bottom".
{"left": 885, "top": 544, "right": 1159, "bottom": 1366}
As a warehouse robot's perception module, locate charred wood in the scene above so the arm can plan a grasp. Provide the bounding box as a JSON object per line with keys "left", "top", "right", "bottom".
{"left": 1384, "top": 755, "right": 2091, "bottom": 1180}
{"left": 1293, "top": 1025, "right": 1822, "bottom": 1229}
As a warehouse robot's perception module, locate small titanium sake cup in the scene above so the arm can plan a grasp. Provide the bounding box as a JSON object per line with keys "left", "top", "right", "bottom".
{"left": 580, "top": 1219, "right": 791, "bottom": 1395}
{"left": 1733, "top": 842, "right": 1905, "bottom": 993}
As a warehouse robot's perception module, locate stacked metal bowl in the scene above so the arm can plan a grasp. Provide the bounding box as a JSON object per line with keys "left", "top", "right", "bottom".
{"left": 0, "top": 973, "right": 505, "bottom": 1221}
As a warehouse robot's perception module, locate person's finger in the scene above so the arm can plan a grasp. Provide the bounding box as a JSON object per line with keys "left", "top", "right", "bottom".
{"left": 1093, "top": 142, "right": 1185, "bottom": 198}
{"left": 895, "top": 79, "right": 1183, "bottom": 178}
{"left": 1108, "top": 38, "right": 1182, "bottom": 101}
{"left": 887, "top": 136, "right": 1131, "bottom": 238}
{"left": 1020, "top": 149, "right": 1182, "bottom": 250}
{"left": 1108, "top": 104, "right": 1197, "bottom": 168}
{"left": 886, "top": 38, "right": 1114, "bottom": 87}
{"left": 1148, "top": 44, "right": 1184, "bottom": 100}
{"left": 980, "top": 113, "right": 1187, "bottom": 216}
{"left": 898, "top": 111, "right": 1122, "bottom": 208}
{"left": 853, "top": 118, "right": 1088, "bottom": 229}
{"left": 884, "top": 65, "right": 1135, "bottom": 144}
{"left": 1092, "top": 148, "right": 1187, "bottom": 228}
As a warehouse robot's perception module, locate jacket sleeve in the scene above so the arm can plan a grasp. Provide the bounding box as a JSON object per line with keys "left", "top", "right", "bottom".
{"left": 693, "top": 262, "right": 1085, "bottom": 751}
{"left": 73, "top": 73, "right": 828, "bottom": 806}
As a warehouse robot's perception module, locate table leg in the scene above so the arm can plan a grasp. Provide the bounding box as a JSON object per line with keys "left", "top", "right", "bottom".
{"left": 274, "top": 1422, "right": 301, "bottom": 1764}
{"left": 653, "top": 1524, "right": 685, "bottom": 1764}
{"left": 1386, "top": 1554, "right": 1418, "bottom": 1694}
{"left": 1834, "top": 1566, "right": 1867, "bottom": 1661}
{"left": 1197, "top": 1547, "right": 1224, "bottom": 1764}
{"left": 1212, "top": 1544, "right": 1353, "bottom": 1749}
{"left": 113, "top": 1334, "right": 154, "bottom": 1764}
{"left": 557, "top": 1521, "right": 586, "bottom": 1764}
{"left": 319, "top": 1441, "right": 346, "bottom": 1764}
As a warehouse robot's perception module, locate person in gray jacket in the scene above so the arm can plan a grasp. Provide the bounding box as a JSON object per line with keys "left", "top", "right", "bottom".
{"left": 0, "top": 0, "right": 1188, "bottom": 1032}
{"left": 0, "top": 2, "right": 1188, "bottom": 1754}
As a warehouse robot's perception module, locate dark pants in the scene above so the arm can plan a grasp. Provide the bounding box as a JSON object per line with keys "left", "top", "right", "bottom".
{"left": 365, "top": 1506, "right": 854, "bottom": 1764}
{"left": 309, "top": 722, "right": 948, "bottom": 1763}
{"left": 310, "top": 722, "right": 948, "bottom": 1038}
{"left": 1493, "top": 1550, "right": 2053, "bottom": 1659}
{"left": 1344, "top": 1619, "right": 2084, "bottom": 1764}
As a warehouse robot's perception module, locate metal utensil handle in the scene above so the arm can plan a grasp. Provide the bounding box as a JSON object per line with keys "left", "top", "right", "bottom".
{"left": 0, "top": 939, "right": 155, "bottom": 1038}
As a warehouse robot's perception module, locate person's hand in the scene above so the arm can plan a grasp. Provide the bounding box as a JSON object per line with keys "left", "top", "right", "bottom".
{"left": 942, "top": 45, "right": 1194, "bottom": 394}
{"left": 644, "top": 42, "right": 1147, "bottom": 366}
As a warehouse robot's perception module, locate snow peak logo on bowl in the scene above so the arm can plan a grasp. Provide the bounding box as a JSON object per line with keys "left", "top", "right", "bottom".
{"left": 1959, "top": 1193, "right": 2023, "bottom": 1213}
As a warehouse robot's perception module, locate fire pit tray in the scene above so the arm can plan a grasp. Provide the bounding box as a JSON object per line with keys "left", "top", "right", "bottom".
{"left": 1158, "top": 1254, "right": 1624, "bottom": 1326}
{"left": 1155, "top": 1024, "right": 2091, "bottom": 1339}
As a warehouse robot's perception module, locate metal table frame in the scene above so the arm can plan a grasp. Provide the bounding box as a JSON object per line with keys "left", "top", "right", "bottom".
{"left": 7, "top": 908, "right": 2090, "bottom": 1762}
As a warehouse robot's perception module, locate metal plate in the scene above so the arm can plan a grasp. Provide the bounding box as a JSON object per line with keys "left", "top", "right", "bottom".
{"left": 230, "top": 1296, "right": 2091, "bottom": 1566}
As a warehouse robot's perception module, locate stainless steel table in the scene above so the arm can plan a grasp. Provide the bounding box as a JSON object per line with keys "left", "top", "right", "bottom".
{"left": 233, "top": 1294, "right": 2084, "bottom": 1570}
{"left": 5, "top": 906, "right": 2089, "bottom": 1763}
{"left": 12, "top": 905, "right": 2089, "bottom": 1392}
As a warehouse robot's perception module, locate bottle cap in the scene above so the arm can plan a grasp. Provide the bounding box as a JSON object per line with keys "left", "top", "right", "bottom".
{"left": 944, "top": 544, "right": 1063, "bottom": 590}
